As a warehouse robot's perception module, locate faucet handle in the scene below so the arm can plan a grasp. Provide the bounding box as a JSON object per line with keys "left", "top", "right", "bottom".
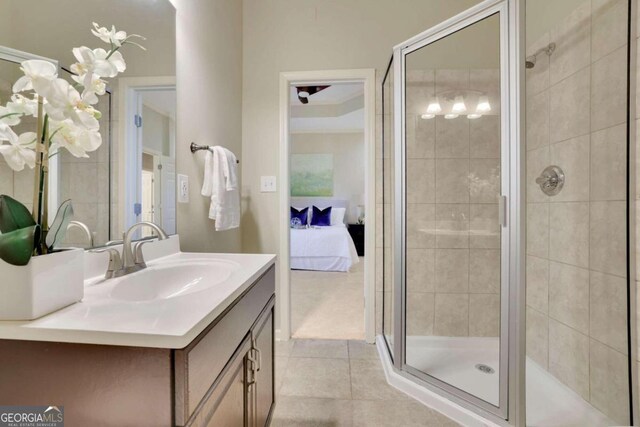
{"left": 133, "top": 240, "right": 153, "bottom": 267}
{"left": 89, "top": 247, "right": 122, "bottom": 279}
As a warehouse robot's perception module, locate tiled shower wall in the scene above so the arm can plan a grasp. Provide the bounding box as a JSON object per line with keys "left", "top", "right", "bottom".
{"left": 525, "top": 0, "right": 629, "bottom": 423}
{"left": 374, "top": 67, "right": 502, "bottom": 339}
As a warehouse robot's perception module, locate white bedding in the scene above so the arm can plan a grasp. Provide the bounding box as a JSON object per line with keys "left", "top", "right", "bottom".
{"left": 290, "top": 225, "right": 359, "bottom": 272}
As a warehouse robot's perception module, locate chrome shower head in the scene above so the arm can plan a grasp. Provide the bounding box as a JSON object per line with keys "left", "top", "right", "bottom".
{"left": 525, "top": 42, "right": 556, "bottom": 69}
{"left": 525, "top": 56, "right": 536, "bottom": 69}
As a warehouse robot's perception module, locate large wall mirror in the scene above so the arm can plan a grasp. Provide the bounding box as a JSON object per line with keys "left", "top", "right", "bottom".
{"left": 0, "top": 0, "right": 176, "bottom": 249}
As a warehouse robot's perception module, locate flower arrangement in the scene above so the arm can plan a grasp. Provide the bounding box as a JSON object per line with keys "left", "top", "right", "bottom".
{"left": 0, "top": 23, "right": 144, "bottom": 266}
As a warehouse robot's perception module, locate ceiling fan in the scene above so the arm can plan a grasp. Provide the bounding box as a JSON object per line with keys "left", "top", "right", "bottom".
{"left": 296, "top": 85, "right": 330, "bottom": 104}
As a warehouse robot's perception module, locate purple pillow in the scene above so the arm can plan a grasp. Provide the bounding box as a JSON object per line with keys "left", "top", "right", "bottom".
{"left": 290, "top": 206, "right": 308, "bottom": 227}
{"left": 311, "top": 206, "right": 332, "bottom": 226}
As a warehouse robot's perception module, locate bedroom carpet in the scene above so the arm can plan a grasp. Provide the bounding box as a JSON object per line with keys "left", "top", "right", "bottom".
{"left": 291, "top": 257, "right": 365, "bottom": 340}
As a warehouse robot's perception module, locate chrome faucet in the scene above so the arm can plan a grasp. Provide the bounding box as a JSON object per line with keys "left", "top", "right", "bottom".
{"left": 66, "top": 220, "right": 95, "bottom": 248}
{"left": 90, "top": 221, "right": 169, "bottom": 279}
{"left": 121, "top": 221, "right": 169, "bottom": 275}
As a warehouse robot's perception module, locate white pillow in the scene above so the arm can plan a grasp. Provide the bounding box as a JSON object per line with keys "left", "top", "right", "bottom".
{"left": 331, "top": 207, "right": 346, "bottom": 226}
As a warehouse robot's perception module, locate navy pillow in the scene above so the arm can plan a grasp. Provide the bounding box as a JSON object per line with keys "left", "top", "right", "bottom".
{"left": 311, "top": 206, "right": 332, "bottom": 226}
{"left": 290, "top": 206, "right": 308, "bottom": 227}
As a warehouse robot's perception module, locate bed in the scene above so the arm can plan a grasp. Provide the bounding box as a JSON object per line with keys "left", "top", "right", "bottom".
{"left": 290, "top": 198, "right": 360, "bottom": 272}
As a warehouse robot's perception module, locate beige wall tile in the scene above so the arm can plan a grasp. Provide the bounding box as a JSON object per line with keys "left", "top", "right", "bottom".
{"left": 590, "top": 339, "right": 630, "bottom": 425}
{"left": 469, "top": 159, "right": 500, "bottom": 203}
{"left": 527, "top": 307, "right": 549, "bottom": 369}
{"left": 527, "top": 203, "right": 549, "bottom": 259}
{"left": 406, "top": 203, "right": 435, "bottom": 249}
{"left": 470, "top": 115, "right": 500, "bottom": 159}
{"left": 435, "top": 116, "right": 469, "bottom": 159}
{"left": 590, "top": 271, "right": 628, "bottom": 354}
{"left": 549, "top": 0, "right": 591, "bottom": 85}
{"left": 549, "top": 202, "right": 589, "bottom": 268}
{"left": 549, "top": 67, "right": 590, "bottom": 143}
{"left": 435, "top": 204, "right": 469, "bottom": 249}
{"left": 435, "top": 69, "right": 470, "bottom": 93}
{"left": 549, "top": 135, "right": 590, "bottom": 202}
{"left": 409, "top": 116, "right": 435, "bottom": 159}
{"left": 591, "top": 0, "right": 628, "bottom": 62}
{"left": 526, "top": 32, "right": 551, "bottom": 95}
{"left": 0, "top": 162, "right": 14, "bottom": 196}
{"left": 590, "top": 200, "right": 626, "bottom": 277}
{"left": 435, "top": 249, "right": 469, "bottom": 293}
{"left": 469, "top": 204, "right": 500, "bottom": 249}
{"left": 435, "top": 159, "right": 470, "bottom": 204}
{"left": 434, "top": 293, "right": 469, "bottom": 337}
{"left": 406, "top": 292, "right": 435, "bottom": 337}
{"left": 548, "top": 319, "right": 590, "bottom": 400}
{"left": 407, "top": 248, "right": 435, "bottom": 293}
{"left": 549, "top": 261, "right": 590, "bottom": 334}
{"left": 469, "top": 294, "right": 500, "bottom": 337}
{"left": 590, "top": 124, "right": 626, "bottom": 201}
{"left": 407, "top": 159, "right": 435, "bottom": 203}
{"left": 591, "top": 46, "right": 628, "bottom": 132}
{"left": 469, "top": 249, "right": 500, "bottom": 294}
{"left": 526, "top": 89, "right": 550, "bottom": 152}
{"left": 526, "top": 255, "right": 549, "bottom": 314}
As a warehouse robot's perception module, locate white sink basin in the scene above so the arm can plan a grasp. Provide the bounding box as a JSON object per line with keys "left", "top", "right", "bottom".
{"left": 109, "top": 259, "right": 240, "bottom": 302}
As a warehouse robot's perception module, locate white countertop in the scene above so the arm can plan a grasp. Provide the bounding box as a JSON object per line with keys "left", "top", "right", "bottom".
{"left": 0, "top": 237, "right": 276, "bottom": 349}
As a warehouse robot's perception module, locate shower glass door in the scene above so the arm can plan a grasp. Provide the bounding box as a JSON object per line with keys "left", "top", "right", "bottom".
{"left": 395, "top": 0, "right": 510, "bottom": 418}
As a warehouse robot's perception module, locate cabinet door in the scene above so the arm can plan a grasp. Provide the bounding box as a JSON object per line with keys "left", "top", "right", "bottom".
{"left": 250, "top": 301, "right": 275, "bottom": 427}
{"left": 186, "top": 337, "right": 251, "bottom": 427}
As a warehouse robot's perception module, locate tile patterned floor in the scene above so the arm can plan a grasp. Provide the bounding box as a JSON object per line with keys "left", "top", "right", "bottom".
{"left": 291, "top": 258, "right": 365, "bottom": 340}
{"left": 271, "top": 339, "right": 460, "bottom": 426}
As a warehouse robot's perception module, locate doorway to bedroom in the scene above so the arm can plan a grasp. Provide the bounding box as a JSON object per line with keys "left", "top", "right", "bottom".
{"left": 281, "top": 71, "right": 375, "bottom": 342}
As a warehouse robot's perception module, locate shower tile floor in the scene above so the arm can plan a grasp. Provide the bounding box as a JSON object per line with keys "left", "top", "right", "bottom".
{"left": 271, "top": 339, "right": 460, "bottom": 426}
{"left": 405, "top": 336, "right": 615, "bottom": 426}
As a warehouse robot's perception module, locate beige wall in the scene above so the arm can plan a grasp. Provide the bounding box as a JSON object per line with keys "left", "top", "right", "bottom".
{"left": 175, "top": 0, "right": 243, "bottom": 253}
{"left": 291, "top": 132, "right": 364, "bottom": 223}
{"left": 525, "top": 0, "right": 630, "bottom": 423}
{"left": 241, "top": 0, "right": 482, "bottom": 332}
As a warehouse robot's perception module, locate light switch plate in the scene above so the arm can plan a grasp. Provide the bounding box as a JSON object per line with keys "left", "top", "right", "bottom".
{"left": 260, "top": 176, "right": 276, "bottom": 192}
{"left": 177, "top": 174, "right": 189, "bottom": 203}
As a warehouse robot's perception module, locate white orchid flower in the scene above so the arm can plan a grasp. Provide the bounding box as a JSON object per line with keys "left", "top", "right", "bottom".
{"left": 0, "top": 131, "right": 36, "bottom": 171}
{"left": 91, "top": 22, "right": 127, "bottom": 47}
{"left": 0, "top": 123, "right": 19, "bottom": 145}
{"left": 12, "top": 60, "right": 58, "bottom": 95}
{"left": 49, "top": 119, "right": 101, "bottom": 158}
{"left": 42, "top": 78, "right": 100, "bottom": 131}
{"left": 0, "top": 106, "right": 22, "bottom": 126}
{"left": 71, "top": 47, "right": 126, "bottom": 79}
{"left": 8, "top": 94, "right": 38, "bottom": 117}
{"left": 71, "top": 73, "right": 106, "bottom": 105}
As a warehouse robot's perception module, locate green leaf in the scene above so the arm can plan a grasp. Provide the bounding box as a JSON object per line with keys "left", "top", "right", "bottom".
{"left": 0, "top": 195, "right": 36, "bottom": 233}
{"left": 45, "top": 199, "right": 74, "bottom": 251}
{"left": 0, "top": 225, "right": 41, "bottom": 266}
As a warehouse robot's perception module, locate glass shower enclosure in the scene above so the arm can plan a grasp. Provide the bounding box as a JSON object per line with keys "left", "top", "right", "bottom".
{"left": 379, "top": 0, "right": 636, "bottom": 425}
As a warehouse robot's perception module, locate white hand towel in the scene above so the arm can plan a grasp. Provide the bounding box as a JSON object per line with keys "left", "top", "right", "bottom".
{"left": 200, "top": 146, "right": 240, "bottom": 231}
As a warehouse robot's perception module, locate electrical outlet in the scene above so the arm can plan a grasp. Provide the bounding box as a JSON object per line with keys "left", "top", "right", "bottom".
{"left": 260, "top": 176, "right": 276, "bottom": 192}
{"left": 177, "top": 174, "right": 189, "bottom": 203}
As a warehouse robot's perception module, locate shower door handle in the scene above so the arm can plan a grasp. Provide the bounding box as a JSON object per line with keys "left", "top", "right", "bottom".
{"left": 499, "top": 195, "right": 507, "bottom": 227}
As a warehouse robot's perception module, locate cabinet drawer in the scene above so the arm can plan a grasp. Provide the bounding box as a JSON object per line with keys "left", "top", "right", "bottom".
{"left": 175, "top": 266, "right": 275, "bottom": 425}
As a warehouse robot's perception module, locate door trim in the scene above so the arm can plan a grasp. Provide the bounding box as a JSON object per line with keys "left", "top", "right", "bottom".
{"left": 277, "top": 69, "right": 376, "bottom": 343}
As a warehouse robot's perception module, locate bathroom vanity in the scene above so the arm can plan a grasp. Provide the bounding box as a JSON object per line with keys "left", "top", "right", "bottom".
{"left": 0, "top": 237, "right": 276, "bottom": 427}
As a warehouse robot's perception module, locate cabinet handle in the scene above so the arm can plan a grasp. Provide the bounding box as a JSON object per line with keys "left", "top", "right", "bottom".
{"left": 253, "top": 348, "right": 262, "bottom": 372}
{"left": 247, "top": 354, "right": 257, "bottom": 385}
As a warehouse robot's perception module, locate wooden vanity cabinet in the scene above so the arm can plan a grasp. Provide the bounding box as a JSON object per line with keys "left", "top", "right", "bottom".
{"left": 0, "top": 264, "right": 276, "bottom": 427}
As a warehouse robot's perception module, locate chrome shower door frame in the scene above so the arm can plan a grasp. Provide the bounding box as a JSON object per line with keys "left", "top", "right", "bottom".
{"left": 391, "top": 0, "right": 525, "bottom": 424}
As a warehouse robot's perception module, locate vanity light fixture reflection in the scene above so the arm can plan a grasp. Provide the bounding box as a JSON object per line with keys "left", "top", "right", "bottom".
{"left": 476, "top": 95, "right": 491, "bottom": 113}
{"left": 451, "top": 96, "right": 466, "bottom": 114}
{"left": 467, "top": 113, "right": 482, "bottom": 119}
{"left": 444, "top": 113, "right": 459, "bottom": 119}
